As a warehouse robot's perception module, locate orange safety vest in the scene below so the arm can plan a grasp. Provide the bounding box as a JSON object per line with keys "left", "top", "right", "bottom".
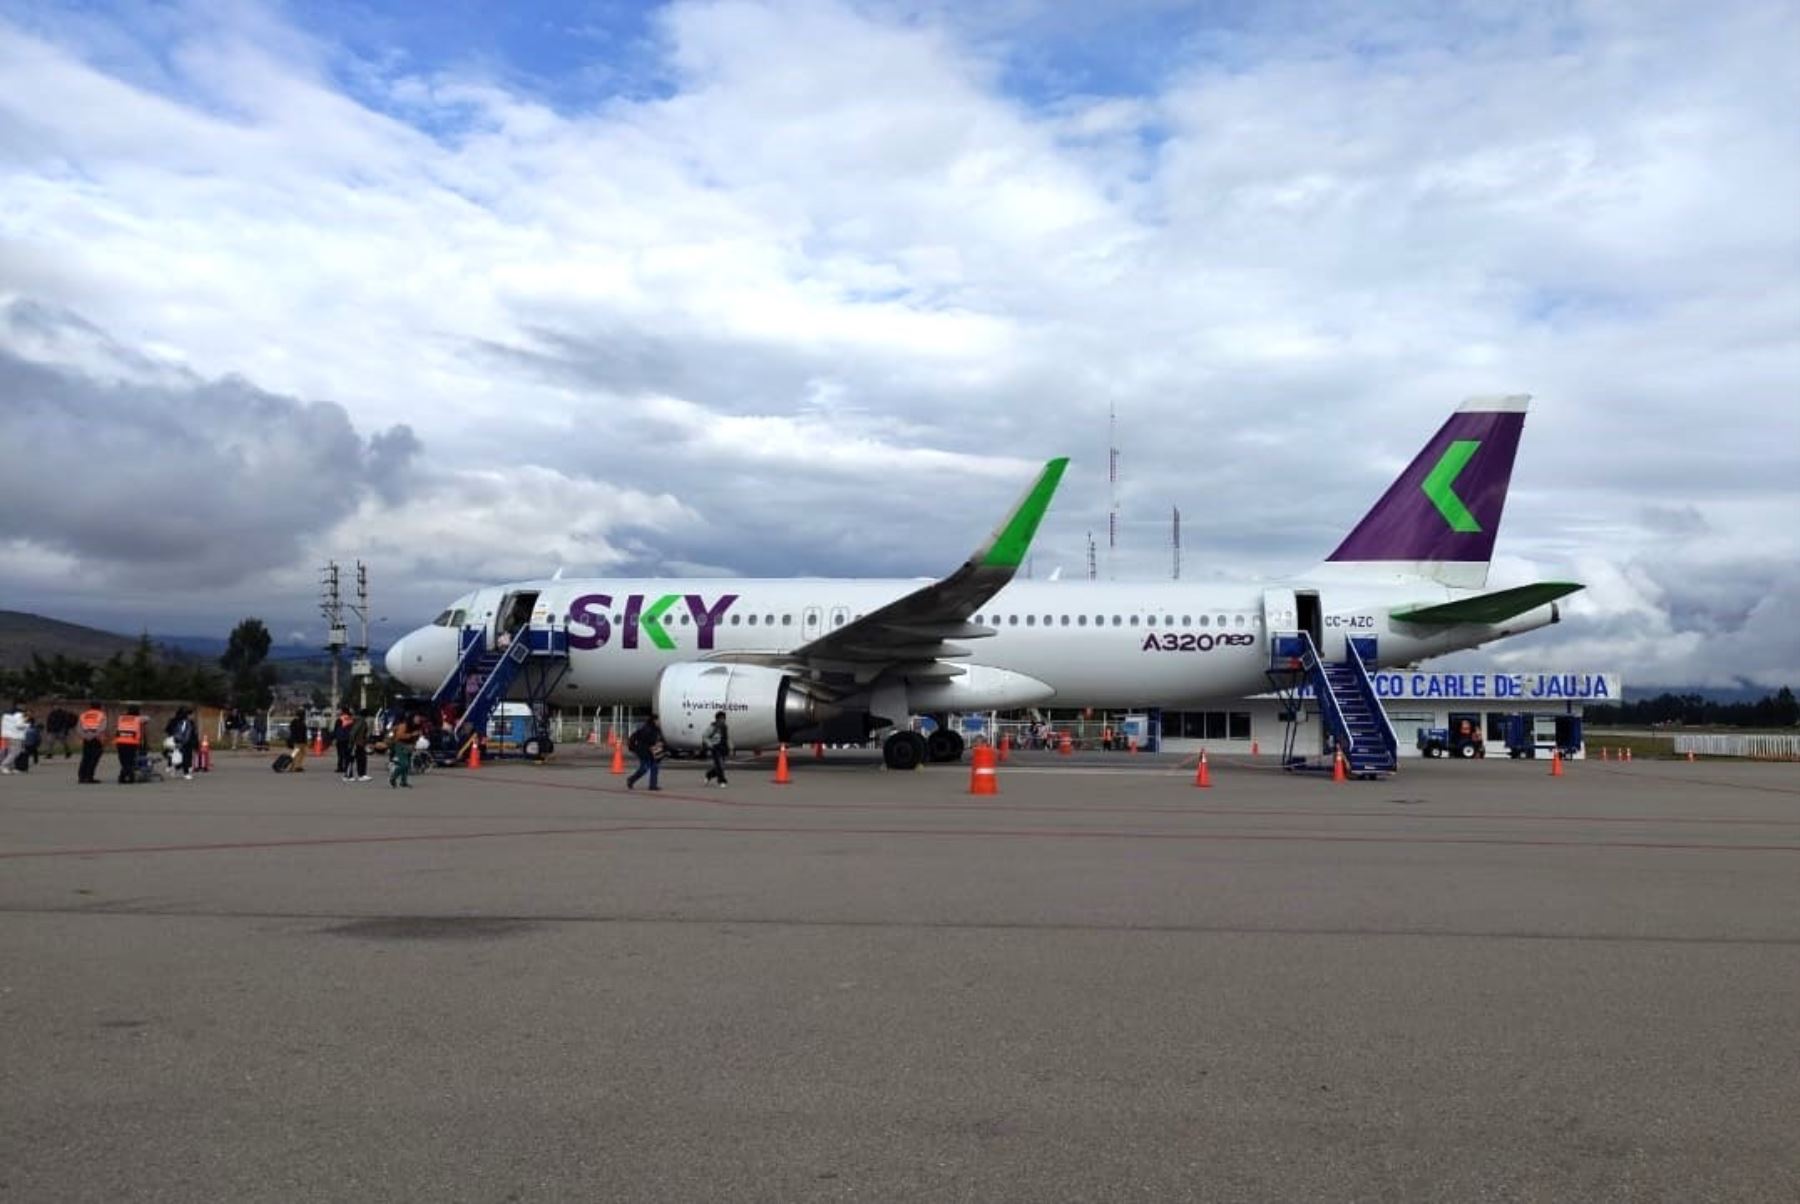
{"left": 115, "top": 715, "right": 143, "bottom": 746}
{"left": 80, "top": 709, "right": 106, "bottom": 738}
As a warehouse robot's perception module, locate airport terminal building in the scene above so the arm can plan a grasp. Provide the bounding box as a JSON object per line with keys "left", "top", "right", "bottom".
{"left": 1155, "top": 670, "right": 1621, "bottom": 759}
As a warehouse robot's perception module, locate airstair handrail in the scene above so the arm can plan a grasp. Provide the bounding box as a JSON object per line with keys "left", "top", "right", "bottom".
{"left": 1297, "top": 631, "right": 1356, "bottom": 758}
{"left": 1344, "top": 638, "right": 1398, "bottom": 763}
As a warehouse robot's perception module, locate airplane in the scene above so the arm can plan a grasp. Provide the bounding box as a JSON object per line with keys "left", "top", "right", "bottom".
{"left": 385, "top": 395, "right": 1581, "bottom": 769}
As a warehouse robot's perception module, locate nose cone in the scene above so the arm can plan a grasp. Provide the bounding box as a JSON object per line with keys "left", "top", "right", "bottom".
{"left": 384, "top": 625, "right": 459, "bottom": 693}
{"left": 384, "top": 635, "right": 410, "bottom": 681}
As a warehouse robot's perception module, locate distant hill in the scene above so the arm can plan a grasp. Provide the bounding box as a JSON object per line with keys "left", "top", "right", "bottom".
{"left": 0, "top": 610, "right": 144, "bottom": 670}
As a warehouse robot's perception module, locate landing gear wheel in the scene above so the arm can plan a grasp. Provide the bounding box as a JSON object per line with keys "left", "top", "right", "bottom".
{"left": 884, "top": 730, "right": 927, "bottom": 771}
{"left": 926, "top": 729, "right": 964, "bottom": 763}
{"left": 522, "top": 736, "right": 553, "bottom": 760}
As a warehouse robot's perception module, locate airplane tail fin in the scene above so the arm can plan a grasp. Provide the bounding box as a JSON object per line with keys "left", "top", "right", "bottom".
{"left": 1323, "top": 395, "right": 1529, "bottom": 589}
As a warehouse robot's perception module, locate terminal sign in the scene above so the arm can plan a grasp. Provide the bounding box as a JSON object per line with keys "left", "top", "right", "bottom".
{"left": 1360, "top": 672, "right": 1617, "bottom": 701}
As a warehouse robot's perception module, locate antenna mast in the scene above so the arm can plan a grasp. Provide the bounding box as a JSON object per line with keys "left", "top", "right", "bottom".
{"left": 1107, "top": 403, "right": 1120, "bottom": 580}
{"left": 320, "top": 562, "right": 345, "bottom": 710}
{"left": 1172, "top": 506, "right": 1182, "bottom": 580}
{"left": 349, "top": 561, "right": 372, "bottom": 711}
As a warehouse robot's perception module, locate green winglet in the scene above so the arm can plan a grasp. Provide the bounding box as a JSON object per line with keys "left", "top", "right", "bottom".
{"left": 1391, "top": 581, "right": 1584, "bottom": 625}
{"left": 981, "top": 458, "right": 1070, "bottom": 569}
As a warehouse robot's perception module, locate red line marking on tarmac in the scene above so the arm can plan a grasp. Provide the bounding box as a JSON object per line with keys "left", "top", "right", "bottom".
{"left": 5, "top": 821, "right": 1799, "bottom": 860}
{"left": 445, "top": 771, "right": 1800, "bottom": 827}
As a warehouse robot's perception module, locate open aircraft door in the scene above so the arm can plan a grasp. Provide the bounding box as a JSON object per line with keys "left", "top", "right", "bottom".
{"left": 1262, "top": 587, "right": 1302, "bottom": 667}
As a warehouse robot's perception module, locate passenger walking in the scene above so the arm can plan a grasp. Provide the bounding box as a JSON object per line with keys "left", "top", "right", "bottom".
{"left": 44, "top": 707, "right": 78, "bottom": 758}
{"left": 333, "top": 708, "right": 352, "bottom": 777}
{"left": 703, "top": 710, "right": 731, "bottom": 787}
{"left": 285, "top": 709, "right": 308, "bottom": 772}
{"left": 115, "top": 704, "right": 144, "bottom": 783}
{"left": 387, "top": 715, "right": 416, "bottom": 788}
{"left": 77, "top": 700, "right": 107, "bottom": 783}
{"left": 166, "top": 707, "right": 198, "bottom": 781}
{"left": 19, "top": 713, "right": 40, "bottom": 772}
{"left": 625, "top": 713, "right": 664, "bottom": 791}
{"left": 0, "top": 701, "right": 23, "bottom": 774}
{"left": 347, "top": 709, "right": 371, "bottom": 781}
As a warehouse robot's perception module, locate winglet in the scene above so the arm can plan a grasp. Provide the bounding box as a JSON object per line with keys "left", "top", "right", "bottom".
{"left": 978, "top": 458, "right": 1069, "bottom": 569}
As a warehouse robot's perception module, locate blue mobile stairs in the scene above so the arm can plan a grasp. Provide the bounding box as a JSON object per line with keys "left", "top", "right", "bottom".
{"left": 1267, "top": 632, "right": 1398, "bottom": 780}
{"left": 429, "top": 625, "right": 570, "bottom": 762}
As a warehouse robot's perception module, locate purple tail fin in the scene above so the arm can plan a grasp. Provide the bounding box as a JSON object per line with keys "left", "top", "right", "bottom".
{"left": 1325, "top": 395, "right": 1529, "bottom": 588}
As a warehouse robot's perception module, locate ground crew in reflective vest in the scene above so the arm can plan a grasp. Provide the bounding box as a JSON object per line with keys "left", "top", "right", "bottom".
{"left": 77, "top": 701, "right": 107, "bottom": 785}
{"left": 115, "top": 705, "right": 144, "bottom": 784}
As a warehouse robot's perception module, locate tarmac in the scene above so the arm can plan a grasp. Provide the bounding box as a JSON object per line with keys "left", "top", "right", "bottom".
{"left": 3, "top": 745, "right": 1798, "bottom": 1202}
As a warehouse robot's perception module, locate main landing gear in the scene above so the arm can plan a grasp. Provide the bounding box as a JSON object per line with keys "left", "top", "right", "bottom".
{"left": 881, "top": 726, "right": 965, "bottom": 770}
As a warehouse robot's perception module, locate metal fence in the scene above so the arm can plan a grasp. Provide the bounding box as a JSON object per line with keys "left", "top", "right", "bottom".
{"left": 1671, "top": 732, "right": 1800, "bottom": 760}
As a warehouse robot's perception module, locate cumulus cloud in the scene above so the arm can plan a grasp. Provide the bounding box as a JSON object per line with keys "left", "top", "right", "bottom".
{"left": 0, "top": 0, "right": 1795, "bottom": 684}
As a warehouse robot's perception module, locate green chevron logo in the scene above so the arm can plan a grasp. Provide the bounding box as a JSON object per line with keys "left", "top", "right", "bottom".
{"left": 1422, "top": 440, "right": 1482, "bottom": 533}
{"left": 639, "top": 593, "right": 678, "bottom": 651}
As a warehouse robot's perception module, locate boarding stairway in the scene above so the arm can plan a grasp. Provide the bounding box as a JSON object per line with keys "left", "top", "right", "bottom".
{"left": 1268, "top": 632, "right": 1399, "bottom": 779}
{"left": 431, "top": 625, "right": 570, "bottom": 748}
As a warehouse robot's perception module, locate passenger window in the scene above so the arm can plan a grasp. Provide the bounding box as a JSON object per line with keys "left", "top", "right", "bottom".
{"left": 1235, "top": 614, "right": 1246, "bottom": 627}
{"left": 1146, "top": 615, "right": 1157, "bottom": 627}
{"left": 731, "top": 615, "right": 741, "bottom": 625}
{"left": 1181, "top": 615, "right": 1191, "bottom": 625}
{"left": 748, "top": 615, "right": 758, "bottom": 626}
{"left": 1026, "top": 615, "right": 1036, "bottom": 626}
{"left": 1077, "top": 615, "right": 1088, "bottom": 626}
{"left": 1009, "top": 615, "right": 1018, "bottom": 626}
{"left": 1060, "top": 615, "right": 1070, "bottom": 626}
{"left": 1165, "top": 615, "right": 1174, "bottom": 626}
{"left": 1112, "top": 616, "right": 1122, "bottom": 626}
{"left": 679, "top": 615, "right": 689, "bottom": 624}
{"left": 1129, "top": 615, "right": 1139, "bottom": 626}
{"left": 1200, "top": 616, "right": 1210, "bottom": 627}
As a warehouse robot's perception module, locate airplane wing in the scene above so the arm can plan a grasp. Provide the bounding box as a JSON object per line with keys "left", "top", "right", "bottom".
{"left": 711, "top": 458, "right": 1069, "bottom": 683}
{"left": 1390, "top": 581, "right": 1583, "bottom": 625}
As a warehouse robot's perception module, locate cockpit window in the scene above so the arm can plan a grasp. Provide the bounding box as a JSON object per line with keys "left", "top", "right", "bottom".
{"left": 432, "top": 610, "right": 453, "bottom": 627}
{"left": 450, "top": 609, "right": 467, "bottom": 627}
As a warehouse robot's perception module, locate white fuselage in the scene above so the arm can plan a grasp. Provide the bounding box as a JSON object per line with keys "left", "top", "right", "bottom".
{"left": 386, "top": 576, "right": 1557, "bottom": 711}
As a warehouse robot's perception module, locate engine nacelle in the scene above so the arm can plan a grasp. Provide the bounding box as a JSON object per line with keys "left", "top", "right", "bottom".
{"left": 655, "top": 663, "right": 844, "bottom": 750}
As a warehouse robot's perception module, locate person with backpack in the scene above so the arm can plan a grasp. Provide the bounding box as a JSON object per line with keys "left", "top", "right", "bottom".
{"left": 165, "top": 707, "right": 198, "bottom": 781}
{"left": 703, "top": 710, "right": 731, "bottom": 787}
{"left": 625, "top": 713, "right": 664, "bottom": 791}
{"left": 0, "top": 701, "right": 23, "bottom": 774}
{"left": 346, "top": 709, "right": 371, "bottom": 782}
{"left": 18, "top": 713, "right": 41, "bottom": 772}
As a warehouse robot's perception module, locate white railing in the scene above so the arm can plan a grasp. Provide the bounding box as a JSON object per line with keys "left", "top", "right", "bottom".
{"left": 1671, "top": 732, "right": 1800, "bottom": 760}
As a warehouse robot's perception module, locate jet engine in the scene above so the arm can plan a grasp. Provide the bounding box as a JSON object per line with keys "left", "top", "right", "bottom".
{"left": 655, "top": 663, "right": 847, "bottom": 750}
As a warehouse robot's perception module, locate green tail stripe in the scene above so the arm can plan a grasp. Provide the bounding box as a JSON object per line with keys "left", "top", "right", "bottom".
{"left": 982, "top": 458, "right": 1069, "bottom": 569}
{"left": 640, "top": 593, "right": 678, "bottom": 651}
{"left": 1422, "top": 440, "right": 1482, "bottom": 533}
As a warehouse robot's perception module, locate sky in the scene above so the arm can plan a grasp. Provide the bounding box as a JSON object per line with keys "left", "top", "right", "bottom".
{"left": 0, "top": 0, "right": 1796, "bottom": 689}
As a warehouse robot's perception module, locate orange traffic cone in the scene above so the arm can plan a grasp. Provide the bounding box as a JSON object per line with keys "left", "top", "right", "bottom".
{"left": 969, "top": 743, "right": 998, "bottom": 795}
{"left": 773, "top": 744, "right": 792, "bottom": 785}
{"left": 1687, "top": 749, "right": 1695, "bottom": 763}
{"left": 198, "top": 736, "right": 211, "bottom": 772}
{"left": 998, "top": 734, "right": 1011, "bottom": 764}
{"left": 1194, "top": 750, "right": 1211, "bottom": 789}
{"left": 1624, "top": 747, "right": 1633, "bottom": 763}
{"left": 311, "top": 730, "right": 324, "bottom": 756}
{"left": 1251, "top": 740, "right": 1260, "bottom": 757}
{"left": 1128, "top": 739, "right": 1139, "bottom": 754}
{"left": 468, "top": 737, "right": 482, "bottom": 770}
{"left": 1059, "top": 732, "right": 1073, "bottom": 756}
{"left": 814, "top": 741, "right": 825, "bottom": 760}
{"left": 1550, "top": 748, "right": 1563, "bottom": 777}
{"left": 587, "top": 728, "right": 597, "bottom": 746}
{"left": 609, "top": 740, "right": 625, "bottom": 775}
{"left": 1332, "top": 749, "right": 1347, "bottom": 783}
